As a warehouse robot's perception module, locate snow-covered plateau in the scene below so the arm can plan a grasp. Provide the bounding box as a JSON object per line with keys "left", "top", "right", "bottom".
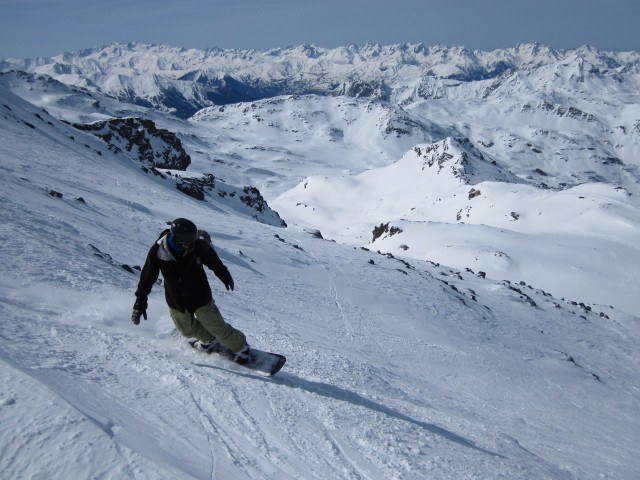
{"left": 1, "top": 42, "right": 639, "bottom": 479}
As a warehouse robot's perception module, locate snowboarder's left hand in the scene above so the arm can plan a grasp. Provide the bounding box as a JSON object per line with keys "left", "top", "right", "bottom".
{"left": 219, "top": 270, "right": 234, "bottom": 291}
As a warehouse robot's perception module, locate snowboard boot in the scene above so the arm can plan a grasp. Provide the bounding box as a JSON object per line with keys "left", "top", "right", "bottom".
{"left": 233, "top": 344, "right": 252, "bottom": 365}
{"left": 192, "top": 338, "right": 227, "bottom": 354}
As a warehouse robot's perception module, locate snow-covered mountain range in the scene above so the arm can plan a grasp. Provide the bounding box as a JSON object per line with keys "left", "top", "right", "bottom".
{"left": 3, "top": 42, "right": 639, "bottom": 117}
{"left": 1, "top": 42, "right": 640, "bottom": 479}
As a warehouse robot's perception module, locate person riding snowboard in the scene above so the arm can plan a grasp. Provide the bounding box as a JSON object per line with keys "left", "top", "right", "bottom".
{"left": 131, "top": 218, "right": 251, "bottom": 364}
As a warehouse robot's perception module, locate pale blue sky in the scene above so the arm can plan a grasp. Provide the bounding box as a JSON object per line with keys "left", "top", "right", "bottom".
{"left": 1, "top": 0, "right": 638, "bottom": 59}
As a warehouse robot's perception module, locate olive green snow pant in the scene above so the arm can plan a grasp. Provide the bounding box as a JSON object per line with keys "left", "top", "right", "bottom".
{"left": 169, "top": 301, "right": 246, "bottom": 353}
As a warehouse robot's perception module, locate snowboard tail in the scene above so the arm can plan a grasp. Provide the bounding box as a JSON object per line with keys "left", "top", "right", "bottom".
{"left": 190, "top": 340, "right": 286, "bottom": 376}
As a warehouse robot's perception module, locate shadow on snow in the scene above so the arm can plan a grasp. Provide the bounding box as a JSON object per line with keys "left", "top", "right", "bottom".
{"left": 193, "top": 362, "right": 505, "bottom": 459}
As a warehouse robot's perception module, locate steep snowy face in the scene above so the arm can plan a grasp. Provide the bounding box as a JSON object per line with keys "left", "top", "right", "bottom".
{"left": 187, "top": 94, "right": 448, "bottom": 195}
{"left": 272, "top": 137, "right": 517, "bottom": 231}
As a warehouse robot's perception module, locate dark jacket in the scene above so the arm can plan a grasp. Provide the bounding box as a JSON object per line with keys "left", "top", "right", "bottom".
{"left": 135, "top": 231, "right": 234, "bottom": 313}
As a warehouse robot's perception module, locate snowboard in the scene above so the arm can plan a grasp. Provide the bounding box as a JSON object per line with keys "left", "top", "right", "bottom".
{"left": 190, "top": 340, "right": 286, "bottom": 376}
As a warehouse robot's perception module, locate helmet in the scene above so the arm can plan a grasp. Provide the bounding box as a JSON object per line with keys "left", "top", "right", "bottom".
{"left": 170, "top": 218, "right": 198, "bottom": 246}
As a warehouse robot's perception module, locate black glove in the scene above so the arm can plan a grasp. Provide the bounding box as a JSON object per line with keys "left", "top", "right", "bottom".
{"left": 132, "top": 297, "right": 148, "bottom": 325}
{"left": 224, "top": 273, "right": 234, "bottom": 291}
{"left": 131, "top": 308, "right": 147, "bottom": 325}
{"left": 198, "top": 229, "right": 211, "bottom": 244}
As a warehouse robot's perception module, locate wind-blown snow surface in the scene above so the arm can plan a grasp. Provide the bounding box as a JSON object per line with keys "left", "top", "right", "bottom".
{"left": 2, "top": 82, "right": 640, "bottom": 479}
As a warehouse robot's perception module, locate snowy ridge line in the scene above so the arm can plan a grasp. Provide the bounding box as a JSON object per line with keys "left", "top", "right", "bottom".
{"left": 3, "top": 42, "right": 639, "bottom": 119}
{"left": 3, "top": 41, "right": 639, "bottom": 84}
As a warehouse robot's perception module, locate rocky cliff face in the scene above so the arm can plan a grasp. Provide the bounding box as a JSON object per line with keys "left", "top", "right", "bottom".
{"left": 73, "top": 116, "right": 285, "bottom": 226}
{"left": 74, "top": 117, "right": 191, "bottom": 169}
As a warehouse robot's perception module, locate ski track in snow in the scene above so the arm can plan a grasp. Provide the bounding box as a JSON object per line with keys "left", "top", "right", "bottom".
{"left": 301, "top": 235, "right": 357, "bottom": 340}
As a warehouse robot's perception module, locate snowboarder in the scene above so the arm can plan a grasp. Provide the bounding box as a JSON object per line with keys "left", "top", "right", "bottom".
{"left": 131, "top": 218, "right": 251, "bottom": 364}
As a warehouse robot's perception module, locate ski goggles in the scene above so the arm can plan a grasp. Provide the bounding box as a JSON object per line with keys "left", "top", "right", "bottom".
{"left": 177, "top": 239, "right": 196, "bottom": 249}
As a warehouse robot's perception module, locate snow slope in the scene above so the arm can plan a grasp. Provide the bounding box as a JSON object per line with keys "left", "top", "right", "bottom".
{"left": 2, "top": 77, "right": 640, "bottom": 480}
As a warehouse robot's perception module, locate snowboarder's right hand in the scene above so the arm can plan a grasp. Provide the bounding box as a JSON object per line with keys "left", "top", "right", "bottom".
{"left": 132, "top": 297, "right": 148, "bottom": 325}
{"left": 131, "top": 308, "right": 147, "bottom": 325}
